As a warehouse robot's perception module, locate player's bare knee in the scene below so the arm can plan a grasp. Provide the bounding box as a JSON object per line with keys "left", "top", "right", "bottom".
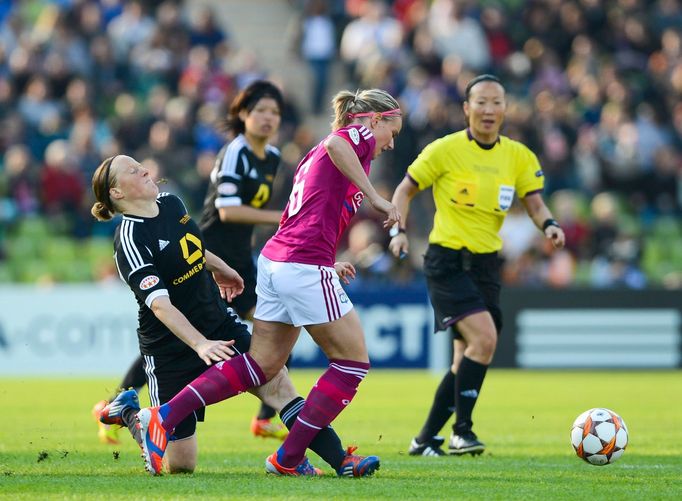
{"left": 479, "top": 332, "right": 497, "bottom": 357}
{"left": 250, "top": 352, "right": 284, "bottom": 381}
{"left": 168, "top": 464, "right": 195, "bottom": 474}
{"left": 262, "top": 362, "right": 285, "bottom": 382}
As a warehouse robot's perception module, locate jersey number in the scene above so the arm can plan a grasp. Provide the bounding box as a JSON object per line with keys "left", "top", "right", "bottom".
{"left": 288, "top": 157, "right": 313, "bottom": 217}
{"left": 179, "top": 233, "right": 203, "bottom": 265}
{"left": 250, "top": 183, "right": 270, "bottom": 208}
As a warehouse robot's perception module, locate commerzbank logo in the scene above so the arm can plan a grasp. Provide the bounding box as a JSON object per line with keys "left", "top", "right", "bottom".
{"left": 179, "top": 233, "right": 203, "bottom": 265}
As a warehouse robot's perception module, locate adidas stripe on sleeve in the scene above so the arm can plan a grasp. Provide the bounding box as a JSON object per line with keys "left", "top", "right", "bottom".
{"left": 114, "top": 216, "right": 169, "bottom": 308}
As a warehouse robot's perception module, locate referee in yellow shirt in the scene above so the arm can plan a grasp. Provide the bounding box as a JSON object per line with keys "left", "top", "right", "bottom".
{"left": 390, "top": 74, "right": 565, "bottom": 456}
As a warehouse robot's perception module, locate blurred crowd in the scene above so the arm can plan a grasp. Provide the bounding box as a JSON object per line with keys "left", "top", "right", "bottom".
{"left": 0, "top": 0, "right": 680, "bottom": 288}
{"left": 293, "top": 0, "right": 682, "bottom": 289}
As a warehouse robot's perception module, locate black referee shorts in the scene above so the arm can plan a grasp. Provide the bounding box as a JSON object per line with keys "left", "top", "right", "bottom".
{"left": 142, "top": 313, "right": 251, "bottom": 440}
{"left": 423, "top": 244, "right": 503, "bottom": 338}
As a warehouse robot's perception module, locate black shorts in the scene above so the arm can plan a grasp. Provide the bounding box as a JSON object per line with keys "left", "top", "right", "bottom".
{"left": 423, "top": 244, "right": 503, "bottom": 338}
{"left": 142, "top": 313, "right": 251, "bottom": 440}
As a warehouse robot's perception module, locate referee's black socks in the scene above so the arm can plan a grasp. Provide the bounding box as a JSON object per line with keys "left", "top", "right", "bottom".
{"left": 417, "top": 370, "right": 456, "bottom": 443}
{"left": 453, "top": 356, "right": 488, "bottom": 434}
{"left": 279, "top": 396, "right": 345, "bottom": 470}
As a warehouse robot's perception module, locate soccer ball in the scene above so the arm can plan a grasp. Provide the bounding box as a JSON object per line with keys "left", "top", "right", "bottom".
{"left": 570, "top": 408, "right": 628, "bottom": 465}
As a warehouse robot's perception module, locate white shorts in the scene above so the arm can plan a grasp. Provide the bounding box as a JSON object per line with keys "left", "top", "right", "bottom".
{"left": 254, "top": 254, "right": 353, "bottom": 327}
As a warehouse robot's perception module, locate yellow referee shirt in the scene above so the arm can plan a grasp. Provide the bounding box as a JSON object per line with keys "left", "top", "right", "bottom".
{"left": 407, "top": 129, "right": 544, "bottom": 253}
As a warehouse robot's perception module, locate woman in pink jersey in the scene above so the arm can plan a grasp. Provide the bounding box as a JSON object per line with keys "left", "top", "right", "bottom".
{"left": 136, "top": 89, "right": 403, "bottom": 477}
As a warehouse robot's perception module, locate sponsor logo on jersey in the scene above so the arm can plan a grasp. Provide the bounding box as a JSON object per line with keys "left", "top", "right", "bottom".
{"left": 535, "top": 169, "right": 544, "bottom": 177}
{"left": 337, "top": 288, "right": 349, "bottom": 303}
{"left": 349, "top": 191, "right": 365, "bottom": 212}
{"left": 179, "top": 214, "right": 191, "bottom": 224}
{"left": 172, "top": 256, "right": 206, "bottom": 285}
{"left": 158, "top": 239, "right": 170, "bottom": 251}
{"left": 349, "top": 127, "right": 360, "bottom": 145}
{"left": 218, "top": 182, "right": 238, "bottom": 196}
{"left": 140, "top": 275, "right": 160, "bottom": 290}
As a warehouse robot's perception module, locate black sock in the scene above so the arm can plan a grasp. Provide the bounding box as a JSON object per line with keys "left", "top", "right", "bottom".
{"left": 417, "top": 370, "right": 455, "bottom": 443}
{"left": 121, "top": 407, "right": 143, "bottom": 445}
{"left": 257, "top": 356, "right": 292, "bottom": 420}
{"left": 110, "top": 356, "right": 146, "bottom": 401}
{"left": 257, "top": 403, "right": 277, "bottom": 420}
{"left": 280, "top": 396, "right": 345, "bottom": 470}
{"left": 453, "top": 356, "right": 488, "bottom": 435}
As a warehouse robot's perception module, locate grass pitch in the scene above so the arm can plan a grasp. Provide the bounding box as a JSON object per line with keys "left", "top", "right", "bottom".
{"left": 0, "top": 370, "right": 680, "bottom": 500}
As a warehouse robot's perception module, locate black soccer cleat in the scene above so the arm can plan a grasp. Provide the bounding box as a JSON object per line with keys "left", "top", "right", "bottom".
{"left": 408, "top": 436, "right": 446, "bottom": 457}
{"left": 448, "top": 431, "right": 485, "bottom": 455}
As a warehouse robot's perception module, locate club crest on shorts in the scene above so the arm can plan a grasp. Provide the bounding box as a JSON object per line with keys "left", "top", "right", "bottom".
{"left": 336, "top": 288, "right": 349, "bottom": 303}
{"left": 139, "top": 275, "right": 160, "bottom": 290}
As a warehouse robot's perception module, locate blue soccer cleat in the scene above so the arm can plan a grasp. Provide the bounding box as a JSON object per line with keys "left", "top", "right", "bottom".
{"left": 99, "top": 389, "right": 140, "bottom": 426}
{"left": 336, "top": 446, "right": 380, "bottom": 477}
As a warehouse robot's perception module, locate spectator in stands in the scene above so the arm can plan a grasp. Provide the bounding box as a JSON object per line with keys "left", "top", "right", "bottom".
{"left": 293, "top": 0, "right": 337, "bottom": 114}
{"left": 0, "top": 0, "right": 680, "bottom": 288}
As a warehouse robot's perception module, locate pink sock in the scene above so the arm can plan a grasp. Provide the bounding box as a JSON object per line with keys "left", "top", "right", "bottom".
{"left": 278, "top": 359, "right": 369, "bottom": 468}
{"left": 159, "top": 353, "right": 265, "bottom": 432}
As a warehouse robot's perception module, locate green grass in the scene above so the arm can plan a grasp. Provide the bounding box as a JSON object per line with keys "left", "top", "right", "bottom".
{"left": 0, "top": 370, "right": 680, "bottom": 500}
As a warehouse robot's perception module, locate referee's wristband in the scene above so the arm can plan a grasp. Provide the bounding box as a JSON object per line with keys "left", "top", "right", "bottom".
{"left": 542, "top": 218, "right": 560, "bottom": 231}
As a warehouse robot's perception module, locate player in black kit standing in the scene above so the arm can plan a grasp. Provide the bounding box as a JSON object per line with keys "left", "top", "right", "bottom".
{"left": 199, "top": 80, "right": 289, "bottom": 440}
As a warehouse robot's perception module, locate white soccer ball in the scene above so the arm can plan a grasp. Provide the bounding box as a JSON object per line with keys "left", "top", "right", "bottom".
{"left": 570, "top": 408, "right": 628, "bottom": 465}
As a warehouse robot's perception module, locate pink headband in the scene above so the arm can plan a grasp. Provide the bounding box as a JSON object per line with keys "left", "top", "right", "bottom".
{"left": 347, "top": 108, "right": 402, "bottom": 119}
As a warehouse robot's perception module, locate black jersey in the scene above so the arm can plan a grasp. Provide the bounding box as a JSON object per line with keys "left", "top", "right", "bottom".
{"left": 114, "top": 193, "right": 231, "bottom": 356}
{"left": 199, "top": 134, "right": 280, "bottom": 266}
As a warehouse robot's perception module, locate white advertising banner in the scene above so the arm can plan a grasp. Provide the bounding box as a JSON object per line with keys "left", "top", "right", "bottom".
{"left": 0, "top": 285, "right": 448, "bottom": 375}
{"left": 0, "top": 284, "right": 140, "bottom": 376}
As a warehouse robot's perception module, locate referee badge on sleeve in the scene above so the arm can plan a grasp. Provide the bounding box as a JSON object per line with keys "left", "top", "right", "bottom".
{"left": 498, "top": 185, "right": 515, "bottom": 211}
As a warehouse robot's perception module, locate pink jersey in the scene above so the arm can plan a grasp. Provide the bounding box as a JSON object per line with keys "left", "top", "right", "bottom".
{"left": 262, "top": 124, "right": 376, "bottom": 266}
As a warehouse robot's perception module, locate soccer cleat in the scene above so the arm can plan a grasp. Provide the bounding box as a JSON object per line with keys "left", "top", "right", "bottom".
{"left": 265, "top": 451, "right": 322, "bottom": 476}
{"left": 250, "top": 416, "right": 288, "bottom": 441}
{"left": 92, "top": 400, "right": 119, "bottom": 445}
{"left": 336, "top": 446, "right": 380, "bottom": 477}
{"left": 99, "top": 389, "right": 140, "bottom": 426}
{"left": 408, "top": 436, "right": 446, "bottom": 457}
{"left": 136, "top": 407, "right": 169, "bottom": 475}
{"left": 448, "top": 431, "right": 485, "bottom": 455}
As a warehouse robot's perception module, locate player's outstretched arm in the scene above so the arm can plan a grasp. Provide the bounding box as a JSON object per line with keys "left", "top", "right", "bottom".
{"left": 521, "top": 193, "right": 566, "bottom": 249}
{"left": 324, "top": 135, "right": 401, "bottom": 227}
{"left": 205, "top": 250, "right": 245, "bottom": 301}
{"left": 388, "top": 177, "right": 420, "bottom": 258}
{"left": 150, "top": 295, "right": 235, "bottom": 365}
